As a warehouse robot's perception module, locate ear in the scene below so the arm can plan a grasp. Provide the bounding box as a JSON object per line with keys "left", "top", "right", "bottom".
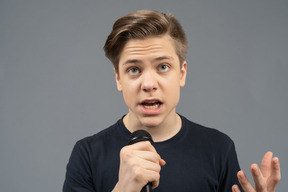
{"left": 180, "top": 61, "right": 187, "bottom": 87}
{"left": 114, "top": 67, "right": 122, "bottom": 92}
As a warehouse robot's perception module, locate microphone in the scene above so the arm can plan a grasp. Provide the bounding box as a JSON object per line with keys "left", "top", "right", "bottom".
{"left": 128, "top": 130, "right": 154, "bottom": 192}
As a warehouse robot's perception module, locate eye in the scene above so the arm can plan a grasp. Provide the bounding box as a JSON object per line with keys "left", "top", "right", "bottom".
{"left": 127, "top": 67, "right": 140, "bottom": 75}
{"left": 158, "top": 64, "right": 170, "bottom": 72}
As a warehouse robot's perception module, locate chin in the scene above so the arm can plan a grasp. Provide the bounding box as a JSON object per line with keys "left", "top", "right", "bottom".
{"left": 139, "top": 116, "right": 163, "bottom": 128}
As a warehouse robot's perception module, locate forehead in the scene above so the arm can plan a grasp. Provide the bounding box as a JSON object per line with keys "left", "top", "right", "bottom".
{"left": 119, "top": 35, "right": 178, "bottom": 63}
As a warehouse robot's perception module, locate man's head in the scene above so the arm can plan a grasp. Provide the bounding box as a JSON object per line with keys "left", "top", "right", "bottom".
{"left": 104, "top": 10, "right": 188, "bottom": 130}
{"left": 104, "top": 10, "right": 187, "bottom": 73}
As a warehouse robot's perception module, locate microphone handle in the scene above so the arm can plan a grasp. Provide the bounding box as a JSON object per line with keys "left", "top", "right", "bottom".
{"left": 141, "top": 182, "right": 152, "bottom": 192}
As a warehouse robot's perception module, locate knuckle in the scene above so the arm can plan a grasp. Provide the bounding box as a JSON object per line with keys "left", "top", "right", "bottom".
{"left": 142, "top": 140, "right": 152, "bottom": 146}
{"left": 133, "top": 167, "right": 144, "bottom": 180}
{"left": 120, "top": 147, "right": 134, "bottom": 162}
{"left": 143, "top": 141, "right": 153, "bottom": 149}
{"left": 257, "top": 183, "right": 267, "bottom": 191}
{"left": 150, "top": 153, "right": 159, "bottom": 161}
{"left": 120, "top": 147, "right": 128, "bottom": 156}
{"left": 156, "top": 164, "right": 161, "bottom": 172}
{"left": 240, "top": 179, "right": 248, "bottom": 185}
{"left": 273, "top": 174, "right": 281, "bottom": 182}
{"left": 155, "top": 172, "right": 160, "bottom": 180}
{"left": 151, "top": 173, "right": 160, "bottom": 188}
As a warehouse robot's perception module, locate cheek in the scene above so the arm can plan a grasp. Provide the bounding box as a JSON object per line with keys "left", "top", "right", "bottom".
{"left": 171, "top": 88, "right": 181, "bottom": 101}
{"left": 121, "top": 84, "right": 137, "bottom": 104}
{"left": 122, "top": 91, "right": 131, "bottom": 108}
{"left": 164, "top": 80, "right": 181, "bottom": 100}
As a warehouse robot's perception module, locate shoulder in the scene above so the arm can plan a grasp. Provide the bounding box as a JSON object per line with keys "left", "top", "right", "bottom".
{"left": 181, "top": 115, "right": 235, "bottom": 149}
{"left": 75, "top": 119, "right": 123, "bottom": 150}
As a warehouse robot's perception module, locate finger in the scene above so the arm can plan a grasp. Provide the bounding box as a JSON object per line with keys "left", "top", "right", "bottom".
{"left": 133, "top": 150, "right": 162, "bottom": 163}
{"left": 150, "top": 169, "right": 161, "bottom": 189}
{"left": 260, "top": 151, "right": 273, "bottom": 178}
{"left": 159, "top": 158, "right": 166, "bottom": 166}
{"left": 133, "top": 150, "right": 166, "bottom": 168}
{"left": 250, "top": 164, "right": 267, "bottom": 192}
{"left": 138, "top": 167, "right": 160, "bottom": 189}
{"left": 134, "top": 154, "right": 162, "bottom": 173}
{"left": 267, "top": 157, "right": 281, "bottom": 191}
{"left": 232, "top": 184, "right": 241, "bottom": 192}
{"left": 237, "top": 170, "right": 255, "bottom": 192}
{"left": 130, "top": 141, "right": 166, "bottom": 165}
{"left": 123, "top": 142, "right": 163, "bottom": 161}
{"left": 129, "top": 141, "right": 157, "bottom": 152}
{"left": 132, "top": 165, "right": 160, "bottom": 190}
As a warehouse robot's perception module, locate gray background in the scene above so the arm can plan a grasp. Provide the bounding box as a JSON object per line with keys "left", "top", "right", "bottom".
{"left": 0, "top": 0, "right": 287, "bottom": 191}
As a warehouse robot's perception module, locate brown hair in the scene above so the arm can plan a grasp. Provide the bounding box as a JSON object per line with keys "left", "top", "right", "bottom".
{"left": 103, "top": 10, "right": 188, "bottom": 73}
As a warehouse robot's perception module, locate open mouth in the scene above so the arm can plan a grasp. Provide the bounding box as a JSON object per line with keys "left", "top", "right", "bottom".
{"left": 141, "top": 101, "right": 162, "bottom": 109}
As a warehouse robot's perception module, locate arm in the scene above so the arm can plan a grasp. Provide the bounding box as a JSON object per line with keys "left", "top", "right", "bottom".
{"left": 232, "top": 151, "right": 281, "bottom": 192}
{"left": 112, "top": 141, "right": 165, "bottom": 192}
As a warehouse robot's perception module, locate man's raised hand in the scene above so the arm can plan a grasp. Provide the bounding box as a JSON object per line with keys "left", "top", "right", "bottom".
{"left": 232, "top": 151, "right": 281, "bottom": 192}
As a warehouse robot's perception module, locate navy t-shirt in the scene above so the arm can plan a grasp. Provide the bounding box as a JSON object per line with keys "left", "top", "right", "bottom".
{"left": 63, "top": 115, "right": 241, "bottom": 192}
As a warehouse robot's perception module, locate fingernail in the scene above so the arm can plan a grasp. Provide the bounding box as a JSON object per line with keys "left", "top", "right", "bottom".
{"left": 273, "top": 157, "right": 279, "bottom": 166}
{"left": 232, "top": 185, "right": 239, "bottom": 192}
{"left": 251, "top": 164, "right": 258, "bottom": 174}
{"left": 238, "top": 171, "right": 244, "bottom": 179}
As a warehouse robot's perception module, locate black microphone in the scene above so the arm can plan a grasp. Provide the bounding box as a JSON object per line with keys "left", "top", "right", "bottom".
{"left": 128, "top": 130, "right": 154, "bottom": 192}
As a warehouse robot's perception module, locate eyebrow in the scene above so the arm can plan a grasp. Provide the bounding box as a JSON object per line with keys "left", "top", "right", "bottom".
{"left": 123, "top": 59, "right": 142, "bottom": 66}
{"left": 153, "top": 56, "right": 174, "bottom": 62}
{"left": 123, "top": 56, "right": 174, "bottom": 66}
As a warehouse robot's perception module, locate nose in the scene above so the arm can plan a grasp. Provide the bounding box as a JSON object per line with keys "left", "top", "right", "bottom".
{"left": 141, "top": 70, "right": 158, "bottom": 92}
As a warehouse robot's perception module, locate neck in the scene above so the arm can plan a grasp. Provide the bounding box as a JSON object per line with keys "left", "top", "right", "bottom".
{"left": 123, "top": 112, "right": 182, "bottom": 142}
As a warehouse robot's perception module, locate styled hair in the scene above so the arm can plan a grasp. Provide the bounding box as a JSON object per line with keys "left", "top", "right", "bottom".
{"left": 103, "top": 10, "right": 188, "bottom": 73}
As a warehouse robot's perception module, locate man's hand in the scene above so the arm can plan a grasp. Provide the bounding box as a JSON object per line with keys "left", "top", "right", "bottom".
{"left": 112, "top": 141, "right": 166, "bottom": 192}
{"left": 232, "top": 151, "right": 281, "bottom": 192}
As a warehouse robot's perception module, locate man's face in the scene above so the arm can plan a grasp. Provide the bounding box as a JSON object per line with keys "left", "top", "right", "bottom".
{"left": 115, "top": 35, "right": 187, "bottom": 128}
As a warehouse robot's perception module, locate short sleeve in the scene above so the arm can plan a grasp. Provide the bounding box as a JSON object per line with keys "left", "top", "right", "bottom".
{"left": 63, "top": 140, "right": 96, "bottom": 192}
{"left": 218, "top": 140, "right": 243, "bottom": 192}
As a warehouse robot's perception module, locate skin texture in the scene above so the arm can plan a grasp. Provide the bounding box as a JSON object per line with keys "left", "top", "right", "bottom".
{"left": 232, "top": 151, "right": 281, "bottom": 192}
{"left": 115, "top": 35, "right": 187, "bottom": 142}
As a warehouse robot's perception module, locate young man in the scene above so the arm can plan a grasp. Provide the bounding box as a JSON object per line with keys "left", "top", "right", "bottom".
{"left": 63, "top": 10, "right": 281, "bottom": 192}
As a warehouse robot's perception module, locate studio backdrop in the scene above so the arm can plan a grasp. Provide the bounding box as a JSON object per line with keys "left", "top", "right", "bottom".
{"left": 0, "top": 0, "right": 287, "bottom": 191}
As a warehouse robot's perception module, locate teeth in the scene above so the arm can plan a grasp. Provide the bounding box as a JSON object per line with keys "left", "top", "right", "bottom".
{"left": 143, "top": 103, "right": 160, "bottom": 109}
